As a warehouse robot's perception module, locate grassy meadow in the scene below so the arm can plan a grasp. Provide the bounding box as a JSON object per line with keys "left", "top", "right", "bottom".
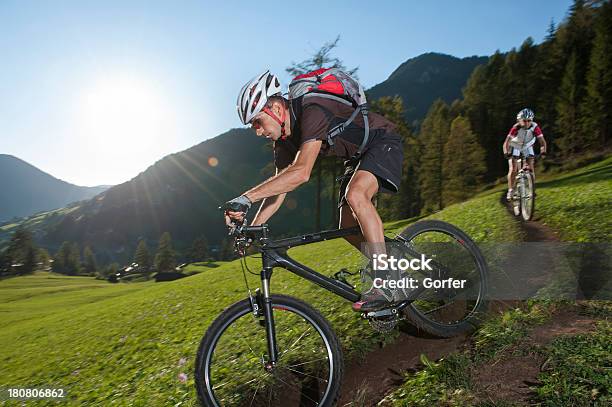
{"left": 0, "top": 155, "right": 609, "bottom": 406}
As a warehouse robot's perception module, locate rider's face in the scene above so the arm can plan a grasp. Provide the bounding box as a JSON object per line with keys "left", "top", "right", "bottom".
{"left": 519, "top": 119, "right": 532, "bottom": 127}
{"left": 250, "top": 111, "right": 282, "bottom": 141}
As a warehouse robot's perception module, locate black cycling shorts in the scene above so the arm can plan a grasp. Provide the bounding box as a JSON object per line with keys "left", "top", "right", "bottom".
{"left": 338, "top": 133, "right": 403, "bottom": 208}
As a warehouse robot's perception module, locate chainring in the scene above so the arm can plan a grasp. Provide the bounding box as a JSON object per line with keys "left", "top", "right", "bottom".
{"left": 368, "top": 316, "right": 399, "bottom": 333}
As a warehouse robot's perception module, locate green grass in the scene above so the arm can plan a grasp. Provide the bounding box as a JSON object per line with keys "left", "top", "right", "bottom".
{"left": 379, "top": 352, "right": 476, "bottom": 406}
{"left": 0, "top": 272, "right": 155, "bottom": 333}
{"left": 534, "top": 320, "right": 612, "bottom": 406}
{"left": 380, "top": 301, "right": 611, "bottom": 407}
{"left": 0, "top": 155, "right": 606, "bottom": 405}
{"left": 0, "top": 205, "right": 80, "bottom": 251}
{"left": 181, "top": 261, "right": 225, "bottom": 275}
{"left": 534, "top": 156, "right": 612, "bottom": 242}
{"left": 379, "top": 155, "right": 612, "bottom": 406}
{"left": 379, "top": 301, "right": 558, "bottom": 407}
{"left": 472, "top": 301, "right": 557, "bottom": 361}
{"left": 426, "top": 191, "right": 523, "bottom": 242}
{"left": 0, "top": 179, "right": 517, "bottom": 406}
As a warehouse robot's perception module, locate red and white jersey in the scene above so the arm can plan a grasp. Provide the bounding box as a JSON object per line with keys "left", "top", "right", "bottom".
{"left": 507, "top": 122, "right": 543, "bottom": 149}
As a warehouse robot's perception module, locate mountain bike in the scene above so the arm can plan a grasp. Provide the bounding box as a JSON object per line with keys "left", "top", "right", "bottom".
{"left": 194, "top": 219, "right": 489, "bottom": 406}
{"left": 509, "top": 152, "right": 542, "bottom": 221}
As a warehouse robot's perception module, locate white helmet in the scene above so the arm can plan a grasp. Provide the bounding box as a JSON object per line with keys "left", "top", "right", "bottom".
{"left": 237, "top": 71, "right": 282, "bottom": 125}
{"left": 517, "top": 108, "right": 535, "bottom": 121}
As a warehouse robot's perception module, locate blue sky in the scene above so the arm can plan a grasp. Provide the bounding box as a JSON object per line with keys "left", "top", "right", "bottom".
{"left": 0, "top": 0, "right": 573, "bottom": 186}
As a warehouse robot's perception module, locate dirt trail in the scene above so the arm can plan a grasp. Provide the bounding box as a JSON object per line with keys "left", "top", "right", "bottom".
{"left": 499, "top": 192, "right": 560, "bottom": 242}
{"left": 471, "top": 307, "right": 598, "bottom": 404}
{"left": 338, "top": 329, "right": 470, "bottom": 405}
{"left": 336, "top": 193, "right": 564, "bottom": 406}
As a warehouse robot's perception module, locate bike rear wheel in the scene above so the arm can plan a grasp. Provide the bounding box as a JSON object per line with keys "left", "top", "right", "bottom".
{"left": 395, "top": 220, "right": 489, "bottom": 337}
{"left": 195, "top": 294, "right": 343, "bottom": 407}
{"left": 521, "top": 172, "right": 535, "bottom": 221}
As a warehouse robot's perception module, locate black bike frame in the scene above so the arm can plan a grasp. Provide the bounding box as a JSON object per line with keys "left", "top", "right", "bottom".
{"left": 241, "top": 225, "right": 362, "bottom": 363}
{"left": 240, "top": 224, "right": 442, "bottom": 364}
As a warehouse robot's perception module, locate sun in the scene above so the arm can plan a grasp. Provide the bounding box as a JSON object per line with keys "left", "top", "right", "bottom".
{"left": 79, "top": 76, "right": 175, "bottom": 158}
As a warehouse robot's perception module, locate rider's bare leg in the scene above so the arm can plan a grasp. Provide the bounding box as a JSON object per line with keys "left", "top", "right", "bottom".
{"left": 507, "top": 158, "right": 518, "bottom": 190}
{"left": 527, "top": 156, "right": 536, "bottom": 180}
{"left": 344, "top": 170, "right": 385, "bottom": 259}
{"left": 339, "top": 205, "right": 363, "bottom": 251}
{"left": 343, "top": 170, "right": 395, "bottom": 311}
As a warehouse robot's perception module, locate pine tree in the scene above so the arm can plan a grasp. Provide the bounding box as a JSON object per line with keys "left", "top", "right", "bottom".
{"left": 534, "top": 18, "right": 564, "bottom": 136}
{"left": 52, "top": 241, "right": 79, "bottom": 275}
{"left": 463, "top": 52, "right": 511, "bottom": 178}
{"left": 23, "top": 245, "right": 37, "bottom": 274}
{"left": 419, "top": 100, "right": 451, "bottom": 213}
{"left": 37, "top": 248, "right": 51, "bottom": 271}
{"left": 68, "top": 243, "right": 81, "bottom": 275}
{"left": 0, "top": 249, "right": 10, "bottom": 275}
{"left": 189, "top": 236, "right": 210, "bottom": 262}
{"left": 580, "top": 0, "right": 612, "bottom": 149}
{"left": 52, "top": 242, "right": 69, "bottom": 274}
{"left": 286, "top": 35, "right": 358, "bottom": 77}
{"left": 134, "top": 239, "right": 151, "bottom": 273}
{"left": 554, "top": 0, "right": 597, "bottom": 155}
{"left": 105, "top": 262, "right": 120, "bottom": 282}
{"left": 443, "top": 117, "right": 487, "bottom": 204}
{"left": 369, "top": 96, "right": 420, "bottom": 218}
{"left": 5, "top": 227, "right": 37, "bottom": 274}
{"left": 555, "top": 50, "right": 581, "bottom": 155}
{"left": 83, "top": 246, "right": 97, "bottom": 275}
{"left": 220, "top": 238, "right": 236, "bottom": 261}
{"left": 154, "top": 232, "right": 176, "bottom": 272}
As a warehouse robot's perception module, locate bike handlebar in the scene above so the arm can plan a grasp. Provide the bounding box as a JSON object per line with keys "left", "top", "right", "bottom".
{"left": 228, "top": 223, "right": 269, "bottom": 239}
{"left": 504, "top": 152, "right": 546, "bottom": 159}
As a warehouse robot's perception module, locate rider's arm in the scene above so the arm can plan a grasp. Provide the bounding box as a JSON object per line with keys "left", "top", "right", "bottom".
{"left": 503, "top": 135, "right": 511, "bottom": 155}
{"left": 535, "top": 126, "right": 547, "bottom": 153}
{"left": 503, "top": 125, "right": 518, "bottom": 155}
{"left": 250, "top": 193, "right": 287, "bottom": 225}
{"left": 250, "top": 169, "right": 286, "bottom": 225}
{"left": 244, "top": 140, "right": 322, "bottom": 203}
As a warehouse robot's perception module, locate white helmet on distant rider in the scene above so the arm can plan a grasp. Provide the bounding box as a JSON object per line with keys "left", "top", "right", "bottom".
{"left": 237, "top": 71, "right": 283, "bottom": 125}
{"left": 516, "top": 108, "right": 535, "bottom": 121}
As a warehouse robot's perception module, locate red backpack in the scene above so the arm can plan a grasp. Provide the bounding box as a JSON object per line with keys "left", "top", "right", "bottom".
{"left": 288, "top": 68, "right": 370, "bottom": 158}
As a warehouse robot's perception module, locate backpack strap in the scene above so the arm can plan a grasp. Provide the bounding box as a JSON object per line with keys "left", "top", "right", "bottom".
{"left": 302, "top": 95, "right": 371, "bottom": 158}
{"left": 355, "top": 105, "right": 369, "bottom": 159}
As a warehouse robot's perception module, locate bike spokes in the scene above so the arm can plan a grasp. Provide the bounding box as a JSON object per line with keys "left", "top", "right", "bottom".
{"left": 398, "top": 230, "right": 486, "bottom": 327}
{"left": 512, "top": 184, "right": 521, "bottom": 216}
{"left": 206, "top": 306, "right": 333, "bottom": 406}
{"left": 521, "top": 172, "right": 535, "bottom": 221}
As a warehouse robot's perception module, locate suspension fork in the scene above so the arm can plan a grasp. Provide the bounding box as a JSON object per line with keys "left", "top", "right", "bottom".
{"left": 260, "top": 265, "right": 279, "bottom": 366}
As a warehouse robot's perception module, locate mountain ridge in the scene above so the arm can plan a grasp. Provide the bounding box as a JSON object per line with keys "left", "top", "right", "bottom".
{"left": 0, "top": 51, "right": 486, "bottom": 263}
{"left": 0, "top": 154, "right": 111, "bottom": 223}
{"left": 368, "top": 52, "right": 488, "bottom": 125}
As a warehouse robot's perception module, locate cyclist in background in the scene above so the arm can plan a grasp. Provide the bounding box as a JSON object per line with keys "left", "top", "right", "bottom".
{"left": 503, "top": 108, "right": 547, "bottom": 201}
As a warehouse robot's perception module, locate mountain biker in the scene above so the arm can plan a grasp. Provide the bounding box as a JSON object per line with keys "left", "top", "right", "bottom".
{"left": 503, "top": 108, "right": 547, "bottom": 201}
{"left": 222, "top": 70, "right": 404, "bottom": 312}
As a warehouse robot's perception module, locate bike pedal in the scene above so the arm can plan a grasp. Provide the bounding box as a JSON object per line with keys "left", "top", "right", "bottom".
{"left": 362, "top": 300, "right": 413, "bottom": 319}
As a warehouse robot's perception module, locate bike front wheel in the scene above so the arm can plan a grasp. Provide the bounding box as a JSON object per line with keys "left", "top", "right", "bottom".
{"left": 521, "top": 172, "right": 535, "bottom": 221}
{"left": 195, "top": 294, "right": 343, "bottom": 407}
{"left": 396, "top": 220, "right": 489, "bottom": 337}
{"left": 512, "top": 176, "right": 522, "bottom": 216}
